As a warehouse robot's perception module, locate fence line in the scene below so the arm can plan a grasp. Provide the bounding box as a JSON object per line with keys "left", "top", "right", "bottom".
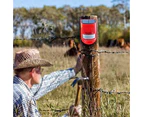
{"left": 14, "top": 37, "right": 130, "bottom": 116}
{"left": 93, "top": 88, "right": 130, "bottom": 94}
{"left": 80, "top": 49, "right": 130, "bottom": 55}
{"left": 39, "top": 88, "right": 130, "bottom": 114}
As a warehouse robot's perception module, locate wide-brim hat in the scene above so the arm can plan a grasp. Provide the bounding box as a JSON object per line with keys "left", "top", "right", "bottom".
{"left": 13, "top": 49, "right": 53, "bottom": 70}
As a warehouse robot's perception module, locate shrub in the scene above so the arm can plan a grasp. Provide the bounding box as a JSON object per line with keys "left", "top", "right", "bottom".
{"left": 13, "top": 39, "right": 33, "bottom": 47}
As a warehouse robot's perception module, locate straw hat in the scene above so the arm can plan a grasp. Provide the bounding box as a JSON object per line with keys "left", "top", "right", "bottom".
{"left": 13, "top": 49, "right": 53, "bottom": 70}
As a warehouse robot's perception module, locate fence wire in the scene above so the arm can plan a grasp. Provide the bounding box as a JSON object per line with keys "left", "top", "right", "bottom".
{"left": 39, "top": 88, "right": 130, "bottom": 117}
{"left": 14, "top": 32, "right": 130, "bottom": 116}
{"left": 78, "top": 48, "right": 129, "bottom": 117}
{"left": 38, "top": 48, "right": 129, "bottom": 117}
{"left": 100, "top": 89, "right": 130, "bottom": 117}
{"left": 79, "top": 49, "right": 129, "bottom": 57}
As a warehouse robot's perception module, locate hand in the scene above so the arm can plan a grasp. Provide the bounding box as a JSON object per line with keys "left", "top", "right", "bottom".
{"left": 74, "top": 54, "right": 85, "bottom": 74}
{"left": 69, "top": 105, "right": 82, "bottom": 117}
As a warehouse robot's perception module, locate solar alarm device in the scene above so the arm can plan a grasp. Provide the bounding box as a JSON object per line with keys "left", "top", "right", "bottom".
{"left": 80, "top": 18, "right": 97, "bottom": 45}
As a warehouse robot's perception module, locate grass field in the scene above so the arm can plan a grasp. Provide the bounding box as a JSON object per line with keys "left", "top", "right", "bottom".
{"left": 13, "top": 44, "right": 130, "bottom": 117}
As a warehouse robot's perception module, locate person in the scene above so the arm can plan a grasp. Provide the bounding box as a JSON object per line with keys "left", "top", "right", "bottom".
{"left": 13, "top": 49, "right": 84, "bottom": 117}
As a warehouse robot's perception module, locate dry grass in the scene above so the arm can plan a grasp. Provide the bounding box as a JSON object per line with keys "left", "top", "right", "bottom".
{"left": 13, "top": 44, "right": 130, "bottom": 117}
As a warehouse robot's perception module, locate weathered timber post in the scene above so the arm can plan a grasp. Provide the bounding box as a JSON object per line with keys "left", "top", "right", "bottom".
{"left": 80, "top": 15, "right": 101, "bottom": 117}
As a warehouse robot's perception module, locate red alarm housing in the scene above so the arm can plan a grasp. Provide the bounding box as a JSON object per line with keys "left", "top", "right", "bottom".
{"left": 80, "top": 19, "right": 97, "bottom": 45}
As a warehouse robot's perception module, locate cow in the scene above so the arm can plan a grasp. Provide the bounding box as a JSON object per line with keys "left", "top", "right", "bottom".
{"left": 117, "top": 38, "right": 125, "bottom": 47}
{"left": 64, "top": 40, "right": 81, "bottom": 57}
{"left": 68, "top": 39, "right": 74, "bottom": 48}
{"left": 107, "top": 39, "right": 118, "bottom": 47}
{"left": 122, "top": 42, "right": 130, "bottom": 50}
{"left": 107, "top": 38, "right": 130, "bottom": 50}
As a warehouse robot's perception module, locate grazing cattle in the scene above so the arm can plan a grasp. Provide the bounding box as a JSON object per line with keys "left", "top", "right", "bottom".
{"left": 64, "top": 47, "right": 78, "bottom": 57}
{"left": 107, "top": 39, "right": 118, "bottom": 47}
{"left": 117, "top": 38, "right": 125, "bottom": 47}
{"left": 107, "top": 38, "right": 130, "bottom": 50}
{"left": 68, "top": 39, "right": 75, "bottom": 48}
{"left": 122, "top": 42, "right": 130, "bottom": 50}
{"left": 117, "top": 38, "right": 130, "bottom": 50}
{"left": 64, "top": 40, "right": 81, "bottom": 57}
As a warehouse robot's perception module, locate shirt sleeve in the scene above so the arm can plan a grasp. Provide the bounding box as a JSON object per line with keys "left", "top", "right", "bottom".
{"left": 13, "top": 99, "right": 41, "bottom": 117}
{"left": 31, "top": 68, "right": 75, "bottom": 100}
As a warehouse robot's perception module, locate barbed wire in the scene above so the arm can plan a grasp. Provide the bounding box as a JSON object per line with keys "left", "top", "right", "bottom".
{"left": 95, "top": 50, "right": 130, "bottom": 54}
{"left": 80, "top": 49, "right": 130, "bottom": 55}
{"left": 39, "top": 88, "right": 130, "bottom": 113}
{"left": 39, "top": 108, "right": 68, "bottom": 112}
{"left": 93, "top": 88, "right": 130, "bottom": 94}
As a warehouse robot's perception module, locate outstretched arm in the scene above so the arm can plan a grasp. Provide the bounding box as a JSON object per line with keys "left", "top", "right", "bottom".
{"left": 31, "top": 54, "right": 85, "bottom": 100}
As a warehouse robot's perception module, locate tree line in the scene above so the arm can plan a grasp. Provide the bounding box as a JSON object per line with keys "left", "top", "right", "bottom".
{"left": 13, "top": 0, "right": 130, "bottom": 46}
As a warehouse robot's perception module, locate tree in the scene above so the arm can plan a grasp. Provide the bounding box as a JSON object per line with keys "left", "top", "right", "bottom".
{"left": 109, "top": 6, "right": 123, "bottom": 27}
{"left": 13, "top": 5, "right": 130, "bottom": 46}
{"left": 111, "top": 0, "right": 130, "bottom": 28}
{"left": 92, "top": 5, "right": 110, "bottom": 25}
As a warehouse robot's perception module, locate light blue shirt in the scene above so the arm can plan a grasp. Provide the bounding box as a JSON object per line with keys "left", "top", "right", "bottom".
{"left": 13, "top": 68, "right": 75, "bottom": 117}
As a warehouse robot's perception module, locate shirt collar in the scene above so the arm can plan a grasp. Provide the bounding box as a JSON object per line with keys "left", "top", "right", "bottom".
{"left": 13, "top": 75, "right": 33, "bottom": 94}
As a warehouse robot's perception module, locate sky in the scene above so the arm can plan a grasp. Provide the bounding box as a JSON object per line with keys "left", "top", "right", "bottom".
{"left": 13, "top": 0, "right": 114, "bottom": 8}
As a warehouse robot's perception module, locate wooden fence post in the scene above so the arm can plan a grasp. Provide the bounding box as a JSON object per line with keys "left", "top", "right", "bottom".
{"left": 80, "top": 15, "right": 101, "bottom": 117}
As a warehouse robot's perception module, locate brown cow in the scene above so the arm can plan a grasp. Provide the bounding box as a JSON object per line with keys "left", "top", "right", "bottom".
{"left": 68, "top": 39, "right": 74, "bottom": 48}
{"left": 64, "top": 40, "right": 81, "bottom": 57}
{"left": 64, "top": 47, "right": 78, "bottom": 57}
{"left": 117, "top": 38, "right": 130, "bottom": 50}
{"left": 122, "top": 42, "right": 130, "bottom": 50}
{"left": 117, "top": 38, "right": 125, "bottom": 47}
